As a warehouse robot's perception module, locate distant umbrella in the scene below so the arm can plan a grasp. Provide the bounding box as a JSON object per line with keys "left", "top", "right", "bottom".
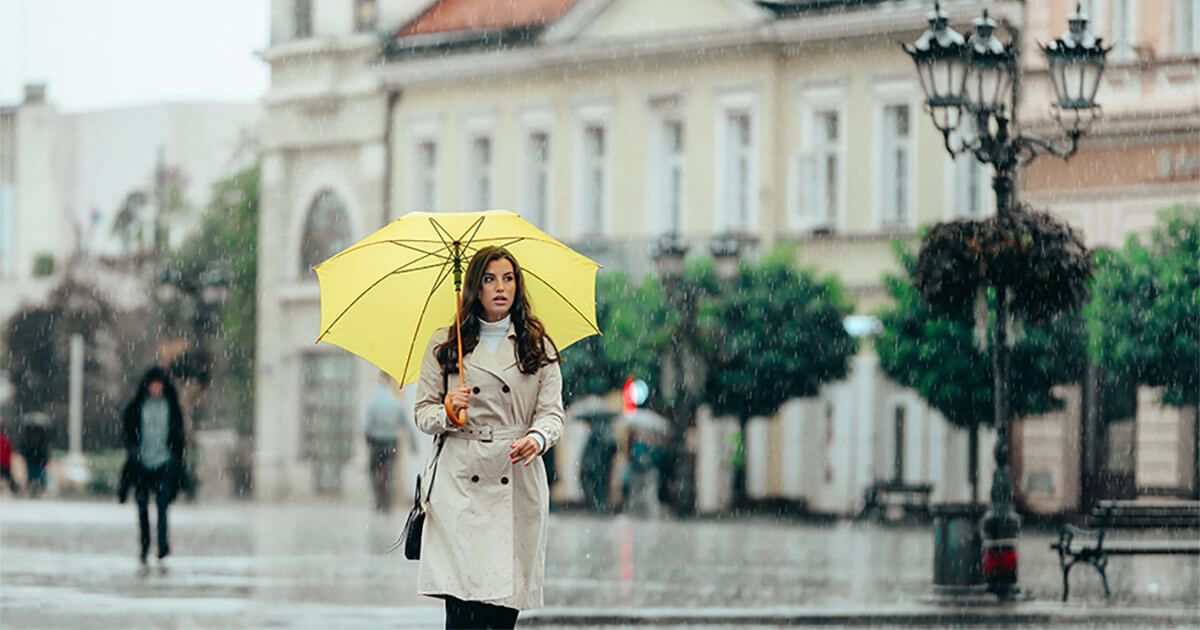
{"left": 618, "top": 408, "right": 670, "bottom": 434}
{"left": 570, "top": 395, "right": 617, "bottom": 423}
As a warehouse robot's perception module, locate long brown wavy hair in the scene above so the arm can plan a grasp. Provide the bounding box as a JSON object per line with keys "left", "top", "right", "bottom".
{"left": 436, "top": 246, "right": 558, "bottom": 375}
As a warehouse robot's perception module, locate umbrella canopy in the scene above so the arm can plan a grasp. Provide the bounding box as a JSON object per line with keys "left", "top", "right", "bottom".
{"left": 314, "top": 210, "right": 601, "bottom": 387}
{"left": 618, "top": 408, "right": 671, "bottom": 434}
{"left": 569, "top": 395, "right": 619, "bottom": 423}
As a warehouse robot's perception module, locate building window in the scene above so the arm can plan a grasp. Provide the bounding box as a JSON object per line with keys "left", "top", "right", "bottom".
{"left": 723, "top": 111, "right": 753, "bottom": 232}
{"left": 1178, "top": 0, "right": 1200, "bottom": 54}
{"left": 654, "top": 118, "right": 685, "bottom": 235}
{"left": 1111, "top": 0, "right": 1134, "bottom": 60}
{"left": 300, "top": 191, "right": 352, "bottom": 275}
{"left": 881, "top": 103, "right": 911, "bottom": 228}
{"left": 301, "top": 354, "right": 356, "bottom": 494}
{"left": 293, "top": 0, "right": 313, "bottom": 39}
{"left": 579, "top": 122, "right": 607, "bottom": 237}
{"left": 523, "top": 130, "right": 550, "bottom": 229}
{"left": 411, "top": 139, "right": 437, "bottom": 212}
{"left": 355, "top": 0, "right": 378, "bottom": 33}
{"left": 466, "top": 134, "right": 492, "bottom": 211}
{"left": 795, "top": 108, "right": 843, "bottom": 231}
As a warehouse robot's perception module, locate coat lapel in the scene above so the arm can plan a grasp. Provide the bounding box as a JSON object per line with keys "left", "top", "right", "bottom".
{"left": 466, "top": 323, "right": 520, "bottom": 388}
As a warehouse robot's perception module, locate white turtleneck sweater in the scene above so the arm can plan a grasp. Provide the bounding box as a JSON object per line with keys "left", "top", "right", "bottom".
{"left": 478, "top": 314, "right": 510, "bottom": 353}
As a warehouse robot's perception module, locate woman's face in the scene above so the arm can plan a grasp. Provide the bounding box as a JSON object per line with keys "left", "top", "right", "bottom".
{"left": 479, "top": 257, "right": 516, "bottom": 323}
{"left": 147, "top": 380, "right": 164, "bottom": 398}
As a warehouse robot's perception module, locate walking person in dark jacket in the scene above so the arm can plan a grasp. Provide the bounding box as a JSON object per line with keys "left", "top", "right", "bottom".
{"left": 120, "top": 366, "right": 186, "bottom": 575}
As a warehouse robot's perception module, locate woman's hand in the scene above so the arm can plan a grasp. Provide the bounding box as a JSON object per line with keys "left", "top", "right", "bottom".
{"left": 444, "top": 387, "right": 470, "bottom": 426}
{"left": 509, "top": 436, "right": 541, "bottom": 467}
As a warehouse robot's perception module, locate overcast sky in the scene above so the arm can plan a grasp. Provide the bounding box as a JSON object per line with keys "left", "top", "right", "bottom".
{"left": 0, "top": 0, "right": 270, "bottom": 112}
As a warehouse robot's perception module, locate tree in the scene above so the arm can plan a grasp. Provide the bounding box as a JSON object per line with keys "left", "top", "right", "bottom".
{"left": 698, "top": 248, "right": 857, "bottom": 507}
{"left": 876, "top": 242, "right": 1087, "bottom": 501}
{"left": 1, "top": 278, "right": 143, "bottom": 451}
{"left": 559, "top": 271, "right": 675, "bottom": 407}
{"left": 161, "top": 164, "right": 260, "bottom": 435}
{"left": 1086, "top": 205, "right": 1199, "bottom": 408}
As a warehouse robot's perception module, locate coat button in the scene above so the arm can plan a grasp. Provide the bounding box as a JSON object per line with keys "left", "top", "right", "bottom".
{"left": 502, "top": 385, "right": 510, "bottom": 393}
{"left": 472, "top": 386, "right": 480, "bottom": 394}
{"left": 471, "top": 475, "right": 480, "bottom": 483}
{"left": 500, "top": 476, "right": 509, "bottom": 485}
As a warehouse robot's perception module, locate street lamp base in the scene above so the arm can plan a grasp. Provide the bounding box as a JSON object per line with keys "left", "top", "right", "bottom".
{"left": 62, "top": 452, "right": 92, "bottom": 484}
{"left": 981, "top": 504, "right": 1022, "bottom": 598}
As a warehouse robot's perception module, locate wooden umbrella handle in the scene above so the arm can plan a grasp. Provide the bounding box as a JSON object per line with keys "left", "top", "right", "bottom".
{"left": 447, "top": 288, "right": 468, "bottom": 426}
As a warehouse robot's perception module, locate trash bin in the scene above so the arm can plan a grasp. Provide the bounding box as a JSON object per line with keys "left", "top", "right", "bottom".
{"left": 932, "top": 502, "right": 986, "bottom": 596}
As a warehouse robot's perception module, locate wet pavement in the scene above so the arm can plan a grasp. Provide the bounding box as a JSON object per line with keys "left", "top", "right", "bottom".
{"left": 1, "top": 499, "right": 1197, "bottom": 628}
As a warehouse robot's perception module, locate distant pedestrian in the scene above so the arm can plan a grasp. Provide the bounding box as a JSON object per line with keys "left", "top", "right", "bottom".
{"left": 0, "top": 420, "right": 20, "bottom": 495}
{"left": 580, "top": 416, "right": 617, "bottom": 512}
{"left": 364, "top": 372, "right": 417, "bottom": 513}
{"left": 118, "top": 366, "right": 186, "bottom": 575}
{"left": 414, "top": 247, "right": 565, "bottom": 629}
{"left": 18, "top": 420, "right": 49, "bottom": 498}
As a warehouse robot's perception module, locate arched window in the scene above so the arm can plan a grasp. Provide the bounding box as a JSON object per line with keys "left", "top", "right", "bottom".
{"left": 300, "top": 191, "right": 352, "bottom": 276}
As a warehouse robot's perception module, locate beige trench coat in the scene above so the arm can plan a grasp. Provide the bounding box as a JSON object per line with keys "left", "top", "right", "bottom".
{"left": 413, "top": 325, "right": 564, "bottom": 610}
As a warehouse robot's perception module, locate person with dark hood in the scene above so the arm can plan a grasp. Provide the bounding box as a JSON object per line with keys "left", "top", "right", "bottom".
{"left": 19, "top": 419, "right": 49, "bottom": 498}
{"left": 118, "top": 366, "right": 186, "bottom": 575}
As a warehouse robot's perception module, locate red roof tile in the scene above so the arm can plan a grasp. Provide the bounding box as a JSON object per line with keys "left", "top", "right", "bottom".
{"left": 400, "top": 0, "right": 578, "bottom": 37}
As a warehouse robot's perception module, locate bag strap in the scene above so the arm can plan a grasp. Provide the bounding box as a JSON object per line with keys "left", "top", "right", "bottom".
{"left": 417, "top": 367, "right": 453, "bottom": 505}
{"left": 419, "top": 433, "right": 446, "bottom": 505}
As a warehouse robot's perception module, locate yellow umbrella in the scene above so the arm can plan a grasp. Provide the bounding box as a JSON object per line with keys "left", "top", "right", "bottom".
{"left": 314, "top": 210, "right": 601, "bottom": 420}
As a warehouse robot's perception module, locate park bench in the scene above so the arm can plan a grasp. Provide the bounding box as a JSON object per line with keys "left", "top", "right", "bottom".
{"left": 1050, "top": 499, "right": 1200, "bottom": 601}
{"left": 858, "top": 481, "right": 934, "bottom": 523}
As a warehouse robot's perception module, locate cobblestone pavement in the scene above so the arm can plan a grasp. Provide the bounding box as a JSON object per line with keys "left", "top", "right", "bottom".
{"left": 2, "top": 499, "right": 1197, "bottom": 628}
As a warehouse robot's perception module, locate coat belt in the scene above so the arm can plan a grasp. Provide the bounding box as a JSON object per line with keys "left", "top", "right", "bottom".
{"left": 446, "top": 425, "right": 528, "bottom": 443}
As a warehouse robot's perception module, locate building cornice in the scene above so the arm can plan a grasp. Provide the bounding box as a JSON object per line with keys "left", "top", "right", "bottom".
{"left": 375, "top": 0, "right": 1015, "bottom": 88}
{"left": 262, "top": 134, "right": 387, "bottom": 153}
{"left": 261, "top": 34, "right": 380, "bottom": 64}
{"left": 773, "top": 0, "right": 1014, "bottom": 54}
{"left": 264, "top": 81, "right": 382, "bottom": 107}
{"left": 1021, "top": 109, "right": 1200, "bottom": 142}
{"left": 1024, "top": 180, "right": 1200, "bottom": 202}
{"left": 377, "top": 24, "right": 775, "bottom": 87}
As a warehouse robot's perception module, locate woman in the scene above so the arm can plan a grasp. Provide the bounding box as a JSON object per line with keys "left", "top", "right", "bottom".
{"left": 414, "top": 246, "right": 564, "bottom": 629}
{"left": 119, "top": 366, "right": 186, "bottom": 575}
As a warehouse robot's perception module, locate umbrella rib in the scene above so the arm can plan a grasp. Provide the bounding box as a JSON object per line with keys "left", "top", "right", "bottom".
{"left": 400, "top": 260, "right": 455, "bottom": 381}
{"left": 465, "top": 235, "right": 603, "bottom": 265}
{"left": 316, "top": 239, "right": 453, "bottom": 267}
{"left": 387, "top": 240, "right": 454, "bottom": 261}
{"left": 461, "top": 236, "right": 526, "bottom": 254}
{"left": 317, "top": 257, "right": 449, "bottom": 343}
{"left": 520, "top": 266, "right": 602, "bottom": 336}
{"left": 456, "top": 216, "right": 488, "bottom": 251}
{"left": 428, "top": 217, "right": 457, "bottom": 249}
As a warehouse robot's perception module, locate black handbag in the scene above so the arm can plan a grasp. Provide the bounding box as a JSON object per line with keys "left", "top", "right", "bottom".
{"left": 393, "top": 433, "right": 446, "bottom": 560}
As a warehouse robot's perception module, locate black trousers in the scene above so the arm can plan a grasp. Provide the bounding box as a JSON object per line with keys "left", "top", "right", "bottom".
{"left": 444, "top": 596, "right": 519, "bottom": 629}
{"left": 134, "top": 464, "right": 173, "bottom": 560}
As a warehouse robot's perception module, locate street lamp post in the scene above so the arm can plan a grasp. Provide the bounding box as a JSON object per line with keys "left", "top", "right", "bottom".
{"left": 905, "top": 2, "right": 1108, "bottom": 599}
{"left": 707, "top": 233, "right": 747, "bottom": 507}
{"left": 654, "top": 233, "right": 696, "bottom": 516}
{"left": 156, "top": 261, "right": 232, "bottom": 421}
{"left": 653, "top": 232, "right": 747, "bottom": 514}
